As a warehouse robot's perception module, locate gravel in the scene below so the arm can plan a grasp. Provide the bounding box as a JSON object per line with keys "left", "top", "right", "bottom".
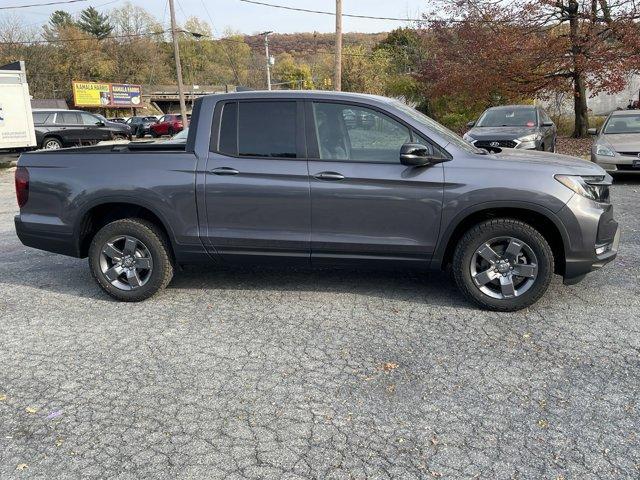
{"left": 0, "top": 167, "right": 638, "bottom": 479}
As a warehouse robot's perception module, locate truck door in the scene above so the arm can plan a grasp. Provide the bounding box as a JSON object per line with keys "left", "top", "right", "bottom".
{"left": 203, "top": 99, "right": 311, "bottom": 264}
{"left": 306, "top": 101, "right": 444, "bottom": 266}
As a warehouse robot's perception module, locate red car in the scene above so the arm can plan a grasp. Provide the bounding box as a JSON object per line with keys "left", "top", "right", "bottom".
{"left": 149, "top": 113, "right": 190, "bottom": 137}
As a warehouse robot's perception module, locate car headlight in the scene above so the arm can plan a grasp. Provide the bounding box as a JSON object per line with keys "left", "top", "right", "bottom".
{"left": 595, "top": 144, "right": 615, "bottom": 157}
{"left": 516, "top": 133, "right": 541, "bottom": 143}
{"left": 555, "top": 174, "right": 610, "bottom": 202}
{"left": 462, "top": 133, "right": 474, "bottom": 142}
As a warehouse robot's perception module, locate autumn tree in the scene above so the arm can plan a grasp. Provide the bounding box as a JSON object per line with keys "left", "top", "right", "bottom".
{"left": 273, "top": 53, "right": 314, "bottom": 89}
{"left": 423, "top": 0, "right": 640, "bottom": 136}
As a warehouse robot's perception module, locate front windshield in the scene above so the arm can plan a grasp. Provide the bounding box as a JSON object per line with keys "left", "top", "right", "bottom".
{"left": 476, "top": 108, "right": 537, "bottom": 127}
{"left": 603, "top": 114, "right": 640, "bottom": 134}
{"left": 392, "top": 100, "right": 482, "bottom": 154}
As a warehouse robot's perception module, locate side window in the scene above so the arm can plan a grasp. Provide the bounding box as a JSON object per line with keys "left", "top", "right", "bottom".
{"left": 541, "top": 109, "right": 552, "bottom": 124}
{"left": 237, "top": 101, "right": 297, "bottom": 158}
{"left": 158, "top": 116, "right": 166, "bottom": 123}
{"left": 218, "top": 102, "right": 238, "bottom": 155}
{"left": 33, "top": 112, "right": 53, "bottom": 124}
{"left": 57, "top": 112, "right": 80, "bottom": 124}
{"left": 312, "top": 102, "right": 411, "bottom": 162}
{"left": 80, "top": 113, "right": 99, "bottom": 125}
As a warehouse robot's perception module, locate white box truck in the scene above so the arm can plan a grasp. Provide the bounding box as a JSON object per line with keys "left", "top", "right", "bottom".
{"left": 0, "top": 61, "right": 36, "bottom": 151}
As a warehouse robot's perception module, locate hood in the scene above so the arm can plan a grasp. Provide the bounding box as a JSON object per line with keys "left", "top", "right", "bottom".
{"left": 600, "top": 133, "right": 640, "bottom": 152}
{"left": 468, "top": 126, "right": 536, "bottom": 141}
{"left": 493, "top": 148, "right": 605, "bottom": 175}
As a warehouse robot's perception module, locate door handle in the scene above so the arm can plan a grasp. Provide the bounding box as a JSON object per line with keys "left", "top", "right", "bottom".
{"left": 210, "top": 167, "right": 240, "bottom": 176}
{"left": 314, "top": 171, "right": 345, "bottom": 181}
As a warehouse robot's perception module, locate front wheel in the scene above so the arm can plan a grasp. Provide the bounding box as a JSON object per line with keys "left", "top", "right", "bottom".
{"left": 452, "top": 218, "right": 554, "bottom": 311}
{"left": 88, "top": 219, "right": 174, "bottom": 302}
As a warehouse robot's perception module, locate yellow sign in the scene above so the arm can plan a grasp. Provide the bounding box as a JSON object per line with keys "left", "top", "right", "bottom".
{"left": 72, "top": 81, "right": 111, "bottom": 107}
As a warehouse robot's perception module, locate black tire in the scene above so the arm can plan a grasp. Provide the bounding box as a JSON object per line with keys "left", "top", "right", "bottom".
{"left": 167, "top": 126, "right": 175, "bottom": 136}
{"left": 150, "top": 130, "right": 159, "bottom": 138}
{"left": 452, "top": 218, "right": 554, "bottom": 311}
{"left": 88, "top": 218, "right": 174, "bottom": 302}
{"left": 41, "top": 136, "right": 63, "bottom": 150}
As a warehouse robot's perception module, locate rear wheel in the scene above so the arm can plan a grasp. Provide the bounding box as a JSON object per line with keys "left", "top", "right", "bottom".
{"left": 42, "top": 137, "right": 62, "bottom": 149}
{"left": 89, "top": 219, "right": 174, "bottom": 302}
{"left": 452, "top": 218, "right": 554, "bottom": 311}
{"left": 167, "top": 126, "right": 175, "bottom": 136}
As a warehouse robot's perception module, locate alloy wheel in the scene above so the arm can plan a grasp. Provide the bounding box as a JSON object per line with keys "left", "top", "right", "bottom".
{"left": 470, "top": 236, "right": 538, "bottom": 299}
{"left": 99, "top": 235, "right": 153, "bottom": 291}
{"left": 44, "top": 140, "right": 61, "bottom": 149}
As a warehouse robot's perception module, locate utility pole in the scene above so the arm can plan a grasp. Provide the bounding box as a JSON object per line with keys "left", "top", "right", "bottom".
{"left": 262, "top": 31, "right": 273, "bottom": 91}
{"left": 334, "top": 0, "right": 342, "bottom": 91}
{"left": 168, "top": 0, "right": 189, "bottom": 126}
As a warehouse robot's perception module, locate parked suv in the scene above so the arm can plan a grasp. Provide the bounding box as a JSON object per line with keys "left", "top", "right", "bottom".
{"left": 464, "top": 105, "right": 557, "bottom": 152}
{"left": 15, "top": 92, "right": 618, "bottom": 311}
{"left": 32, "top": 109, "right": 131, "bottom": 149}
{"left": 149, "top": 113, "right": 189, "bottom": 137}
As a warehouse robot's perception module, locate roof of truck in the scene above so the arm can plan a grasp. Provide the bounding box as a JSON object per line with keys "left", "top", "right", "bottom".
{"left": 211, "top": 90, "right": 396, "bottom": 104}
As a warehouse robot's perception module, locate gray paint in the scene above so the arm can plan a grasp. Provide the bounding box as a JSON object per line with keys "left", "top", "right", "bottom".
{"left": 15, "top": 90, "right": 618, "bottom": 283}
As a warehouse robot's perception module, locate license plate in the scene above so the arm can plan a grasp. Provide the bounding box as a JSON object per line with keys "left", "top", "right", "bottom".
{"left": 633, "top": 160, "right": 640, "bottom": 169}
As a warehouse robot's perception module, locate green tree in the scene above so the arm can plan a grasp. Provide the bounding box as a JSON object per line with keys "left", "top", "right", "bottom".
{"left": 42, "top": 10, "right": 75, "bottom": 40}
{"left": 273, "top": 53, "right": 314, "bottom": 89}
{"left": 77, "top": 6, "right": 113, "bottom": 39}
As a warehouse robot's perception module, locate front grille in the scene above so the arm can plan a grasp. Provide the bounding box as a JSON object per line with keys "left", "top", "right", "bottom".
{"left": 474, "top": 140, "right": 518, "bottom": 149}
{"left": 618, "top": 151, "right": 640, "bottom": 157}
{"left": 616, "top": 164, "right": 640, "bottom": 171}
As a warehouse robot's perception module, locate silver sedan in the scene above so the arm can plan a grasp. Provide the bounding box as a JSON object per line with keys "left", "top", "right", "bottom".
{"left": 590, "top": 110, "right": 640, "bottom": 173}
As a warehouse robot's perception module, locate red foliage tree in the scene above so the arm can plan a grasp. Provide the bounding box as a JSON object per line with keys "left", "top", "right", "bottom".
{"left": 419, "top": 0, "right": 640, "bottom": 136}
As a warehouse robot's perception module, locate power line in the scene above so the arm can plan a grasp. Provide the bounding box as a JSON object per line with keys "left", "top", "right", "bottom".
{"left": 237, "top": 0, "right": 423, "bottom": 22}
{"left": 0, "top": 30, "right": 169, "bottom": 45}
{"left": 0, "top": 0, "right": 88, "bottom": 10}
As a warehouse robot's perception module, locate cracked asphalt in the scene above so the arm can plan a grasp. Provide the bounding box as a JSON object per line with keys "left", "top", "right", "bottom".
{"left": 0, "top": 167, "right": 638, "bottom": 479}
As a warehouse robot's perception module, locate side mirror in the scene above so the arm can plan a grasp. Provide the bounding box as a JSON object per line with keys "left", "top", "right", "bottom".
{"left": 466, "top": 121, "right": 475, "bottom": 128}
{"left": 542, "top": 121, "right": 554, "bottom": 127}
{"left": 588, "top": 128, "right": 598, "bottom": 135}
{"left": 96, "top": 121, "right": 105, "bottom": 126}
{"left": 400, "top": 143, "right": 437, "bottom": 167}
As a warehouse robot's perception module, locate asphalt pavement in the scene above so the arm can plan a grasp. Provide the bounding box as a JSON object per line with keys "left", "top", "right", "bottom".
{"left": 0, "top": 167, "right": 638, "bottom": 479}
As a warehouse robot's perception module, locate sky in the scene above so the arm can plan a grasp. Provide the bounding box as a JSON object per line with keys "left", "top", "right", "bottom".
{"left": 13, "top": 0, "right": 429, "bottom": 34}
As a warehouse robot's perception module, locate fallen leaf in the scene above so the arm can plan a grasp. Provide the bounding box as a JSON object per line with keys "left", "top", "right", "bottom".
{"left": 0, "top": 394, "right": 6, "bottom": 401}
{"left": 387, "top": 384, "right": 396, "bottom": 393}
{"left": 381, "top": 362, "right": 399, "bottom": 372}
{"left": 16, "top": 464, "right": 28, "bottom": 471}
{"left": 25, "top": 407, "right": 38, "bottom": 414}
{"left": 538, "top": 419, "right": 549, "bottom": 429}
{"left": 431, "top": 436, "right": 439, "bottom": 446}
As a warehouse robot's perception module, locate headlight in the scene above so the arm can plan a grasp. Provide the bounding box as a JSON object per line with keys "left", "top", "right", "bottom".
{"left": 462, "top": 133, "right": 474, "bottom": 142}
{"left": 595, "top": 144, "right": 615, "bottom": 157}
{"left": 554, "top": 174, "right": 610, "bottom": 202}
{"left": 517, "top": 133, "right": 541, "bottom": 143}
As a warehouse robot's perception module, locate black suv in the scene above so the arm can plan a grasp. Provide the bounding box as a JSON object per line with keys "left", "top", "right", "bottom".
{"left": 125, "top": 116, "right": 158, "bottom": 138}
{"left": 32, "top": 109, "right": 132, "bottom": 150}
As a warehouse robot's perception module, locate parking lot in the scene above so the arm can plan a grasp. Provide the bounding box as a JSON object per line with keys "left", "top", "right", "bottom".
{"left": 0, "top": 166, "right": 638, "bottom": 479}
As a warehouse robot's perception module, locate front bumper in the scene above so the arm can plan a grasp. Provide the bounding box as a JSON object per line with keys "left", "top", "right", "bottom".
{"left": 592, "top": 153, "right": 640, "bottom": 173}
{"left": 557, "top": 194, "right": 620, "bottom": 284}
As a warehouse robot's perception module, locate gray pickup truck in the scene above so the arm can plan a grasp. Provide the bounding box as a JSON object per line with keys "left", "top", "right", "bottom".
{"left": 14, "top": 91, "right": 619, "bottom": 311}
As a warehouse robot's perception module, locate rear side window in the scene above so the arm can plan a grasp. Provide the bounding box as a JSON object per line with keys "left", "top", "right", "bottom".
{"left": 238, "top": 101, "right": 297, "bottom": 158}
{"left": 32, "top": 112, "right": 53, "bottom": 124}
{"left": 57, "top": 112, "right": 79, "bottom": 124}
{"left": 219, "top": 102, "right": 238, "bottom": 155}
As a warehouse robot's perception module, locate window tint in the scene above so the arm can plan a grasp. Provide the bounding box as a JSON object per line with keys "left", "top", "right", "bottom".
{"left": 312, "top": 102, "right": 410, "bottom": 162}
{"left": 219, "top": 102, "right": 238, "bottom": 155}
{"left": 32, "top": 112, "right": 53, "bottom": 124}
{"left": 237, "top": 101, "right": 297, "bottom": 158}
{"left": 57, "top": 112, "right": 79, "bottom": 124}
{"left": 540, "top": 109, "right": 552, "bottom": 124}
{"left": 80, "top": 113, "right": 99, "bottom": 125}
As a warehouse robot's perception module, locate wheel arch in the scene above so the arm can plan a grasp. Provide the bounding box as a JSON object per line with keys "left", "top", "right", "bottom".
{"left": 75, "top": 200, "right": 176, "bottom": 262}
{"left": 41, "top": 134, "right": 64, "bottom": 148}
{"left": 434, "top": 203, "right": 569, "bottom": 276}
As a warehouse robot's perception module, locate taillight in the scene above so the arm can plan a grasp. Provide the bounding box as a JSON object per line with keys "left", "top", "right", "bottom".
{"left": 15, "top": 166, "right": 29, "bottom": 208}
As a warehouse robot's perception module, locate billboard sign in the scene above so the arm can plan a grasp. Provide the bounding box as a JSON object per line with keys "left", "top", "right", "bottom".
{"left": 72, "top": 81, "right": 142, "bottom": 108}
